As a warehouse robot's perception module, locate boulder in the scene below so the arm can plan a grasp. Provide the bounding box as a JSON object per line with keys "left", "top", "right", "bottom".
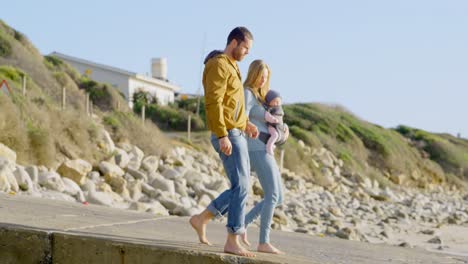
{"left": 57, "top": 159, "right": 92, "bottom": 185}
{"left": 0, "top": 143, "right": 16, "bottom": 163}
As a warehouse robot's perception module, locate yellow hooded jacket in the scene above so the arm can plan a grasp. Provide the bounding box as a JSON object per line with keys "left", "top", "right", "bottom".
{"left": 203, "top": 52, "right": 247, "bottom": 138}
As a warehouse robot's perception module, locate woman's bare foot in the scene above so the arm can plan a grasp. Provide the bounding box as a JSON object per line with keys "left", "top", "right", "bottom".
{"left": 224, "top": 234, "right": 256, "bottom": 257}
{"left": 240, "top": 231, "right": 251, "bottom": 247}
{"left": 189, "top": 214, "right": 212, "bottom": 245}
{"left": 257, "top": 243, "right": 284, "bottom": 254}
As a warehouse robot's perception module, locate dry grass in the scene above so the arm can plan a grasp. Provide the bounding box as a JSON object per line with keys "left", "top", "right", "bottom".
{"left": 0, "top": 20, "right": 170, "bottom": 167}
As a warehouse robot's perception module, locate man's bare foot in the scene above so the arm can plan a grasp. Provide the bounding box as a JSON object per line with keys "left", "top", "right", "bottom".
{"left": 240, "top": 231, "right": 251, "bottom": 247}
{"left": 257, "top": 243, "right": 284, "bottom": 254}
{"left": 224, "top": 234, "right": 256, "bottom": 257}
{"left": 189, "top": 214, "right": 212, "bottom": 245}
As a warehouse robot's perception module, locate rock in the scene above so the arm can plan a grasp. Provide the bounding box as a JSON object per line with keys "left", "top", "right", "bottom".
{"left": 336, "top": 227, "right": 359, "bottom": 240}
{"left": 162, "top": 168, "right": 181, "bottom": 180}
{"left": 198, "top": 194, "right": 212, "bottom": 208}
{"left": 87, "top": 171, "right": 101, "bottom": 181}
{"left": 420, "top": 229, "right": 436, "bottom": 235}
{"left": 57, "top": 159, "right": 92, "bottom": 185}
{"left": 173, "top": 205, "right": 198, "bottom": 216}
{"left": 127, "top": 180, "right": 143, "bottom": 201}
{"left": 329, "top": 207, "right": 344, "bottom": 217}
{"left": 127, "top": 145, "right": 144, "bottom": 170}
{"left": 141, "top": 182, "right": 161, "bottom": 199}
{"left": 158, "top": 195, "right": 179, "bottom": 211}
{"left": 126, "top": 168, "right": 148, "bottom": 182}
{"left": 398, "top": 242, "right": 412, "bottom": 248}
{"left": 150, "top": 175, "right": 175, "bottom": 196}
{"left": 99, "top": 129, "right": 115, "bottom": 153}
{"left": 390, "top": 174, "right": 406, "bottom": 185}
{"left": 0, "top": 143, "right": 16, "bottom": 163}
{"left": 174, "top": 180, "right": 188, "bottom": 197}
{"left": 317, "top": 168, "right": 335, "bottom": 188}
{"left": 62, "top": 177, "right": 86, "bottom": 202}
{"left": 13, "top": 166, "right": 33, "bottom": 191}
{"left": 114, "top": 148, "right": 130, "bottom": 168}
{"left": 25, "top": 166, "right": 39, "bottom": 183}
{"left": 38, "top": 171, "right": 65, "bottom": 192}
{"left": 104, "top": 173, "right": 127, "bottom": 194}
{"left": 86, "top": 190, "right": 113, "bottom": 206}
{"left": 193, "top": 183, "right": 219, "bottom": 200}
{"left": 99, "top": 161, "right": 125, "bottom": 178}
{"left": 129, "top": 202, "right": 150, "bottom": 212}
{"left": 427, "top": 236, "right": 442, "bottom": 244}
{"left": 146, "top": 201, "right": 169, "bottom": 216}
{"left": 141, "top": 156, "right": 160, "bottom": 173}
{"left": 273, "top": 210, "right": 289, "bottom": 225}
{"left": 0, "top": 167, "right": 12, "bottom": 192}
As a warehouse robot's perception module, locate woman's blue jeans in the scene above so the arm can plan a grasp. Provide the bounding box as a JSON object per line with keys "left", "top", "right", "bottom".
{"left": 207, "top": 129, "right": 250, "bottom": 235}
{"left": 245, "top": 149, "right": 284, "bottom": 243}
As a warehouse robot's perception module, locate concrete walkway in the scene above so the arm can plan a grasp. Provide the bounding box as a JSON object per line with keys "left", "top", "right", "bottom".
{"left": 0, "top": 193, "right": 466, "bottom": 264}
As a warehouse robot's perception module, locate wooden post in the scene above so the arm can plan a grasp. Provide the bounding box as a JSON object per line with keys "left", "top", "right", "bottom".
{"left": 116, "top": 100, "right": 120, "bottom": 111}
{"left": 188, "top": 114, "right": 192, "bottom": 142}
{"left": 141, "top": 105, "right": 145, "bottom": 126}
{"left": 22, "top": 75, "right": 26, "bottom": 96}
{"left": 61, "top": 87, "right": 66, "bottom": 110}
{"left": 90, "top": 101, "right": 94, "bottom": 116}
{"left": 280, "top": 149, "right": 285, "bottom": 172}
{"left": 85, "top": 93, "right": 90, "bottom": 116}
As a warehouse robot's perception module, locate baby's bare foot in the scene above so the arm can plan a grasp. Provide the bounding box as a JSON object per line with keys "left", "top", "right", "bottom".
{"left": 257, "top": 243, "right": 284, "bottom": 254}
{"left": 189, "top": 215, "right": 212, "bottom": 245}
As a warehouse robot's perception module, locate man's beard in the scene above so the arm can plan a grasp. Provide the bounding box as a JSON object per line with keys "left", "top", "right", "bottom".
{"left": 232, "top": 47, "right": 244, "bottom": 61}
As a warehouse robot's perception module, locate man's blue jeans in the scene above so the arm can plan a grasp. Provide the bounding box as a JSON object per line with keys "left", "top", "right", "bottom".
{"left": 207, "top": 129, "right": 250, "bottom": 235}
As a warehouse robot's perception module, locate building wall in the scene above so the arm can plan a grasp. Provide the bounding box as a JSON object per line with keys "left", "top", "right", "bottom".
{"left": 59, "top": 60, "right": 131, "bottom": 100}
{"left": 128, "top": 78, "right": 174, "bottom": 106}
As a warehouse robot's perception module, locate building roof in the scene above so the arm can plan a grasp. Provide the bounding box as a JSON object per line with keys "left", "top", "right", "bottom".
{"left": 50, "top": 51, "right": 180, "bottom": 91}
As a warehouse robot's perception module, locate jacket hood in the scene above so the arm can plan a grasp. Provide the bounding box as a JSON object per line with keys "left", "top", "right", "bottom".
{"left": 203, "top": 50, "right": 224, "bottom": 64}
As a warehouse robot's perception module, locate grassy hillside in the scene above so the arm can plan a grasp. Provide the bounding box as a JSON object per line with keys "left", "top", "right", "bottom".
{"left": 282, "top": 103, "right": 468, "bottom": 190}
{"left": 0, "top": 20, "right": 168, "bottom": 168}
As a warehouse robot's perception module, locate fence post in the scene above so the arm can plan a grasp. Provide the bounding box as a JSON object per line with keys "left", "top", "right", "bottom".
{"left": 280, "top": 149, "right": 285, "bottom": 172}
{"left": 188, "top": 114, "right": 192, "bottom": 142}
{"left": 22, "top": 75, "right": 26, "bottom": 96}
{"left": 85, "top": 93, "right": 90, "bottom": 116}
{"left": 61, "top": 87, "right": 66, "bottom": 110}
{"left": 116, "top": 100, "right": 120, "bottom": 111}
{"left": 141, "top": 105, "right": 146, "bottom": 126}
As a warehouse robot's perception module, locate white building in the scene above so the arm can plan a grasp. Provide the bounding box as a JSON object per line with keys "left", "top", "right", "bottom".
{"left": 50, "top": 52, "right": 181, "bottom": 107}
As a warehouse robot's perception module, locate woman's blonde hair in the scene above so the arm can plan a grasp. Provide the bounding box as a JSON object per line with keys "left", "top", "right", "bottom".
{"left": 244, "top": 60, "right": 271, "bottom": 103}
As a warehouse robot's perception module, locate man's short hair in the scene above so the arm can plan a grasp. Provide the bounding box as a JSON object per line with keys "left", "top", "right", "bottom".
{"left": 227, "top": 27, "right": 253, "bottom": 46}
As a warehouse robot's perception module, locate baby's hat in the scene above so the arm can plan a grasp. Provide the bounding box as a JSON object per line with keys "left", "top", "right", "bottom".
{"left": 265, "top": 90, "right": 281, "bottom": 104}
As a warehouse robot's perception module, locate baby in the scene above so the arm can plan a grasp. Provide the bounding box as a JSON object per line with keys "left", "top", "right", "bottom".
{"left": 264, "top": 90, "right": 288, "bottom": 155}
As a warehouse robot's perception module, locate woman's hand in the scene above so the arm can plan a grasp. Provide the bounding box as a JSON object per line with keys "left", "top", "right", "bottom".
{"left": 245, "top": 121, "right": 259, "bottom": 139}
{"left": 265, "top": 112, "right": 279, "bottom": 123}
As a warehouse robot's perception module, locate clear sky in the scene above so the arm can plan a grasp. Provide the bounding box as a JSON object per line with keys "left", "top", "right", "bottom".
{"left": 4, "top": 0, "right": 468, "bottom": 137}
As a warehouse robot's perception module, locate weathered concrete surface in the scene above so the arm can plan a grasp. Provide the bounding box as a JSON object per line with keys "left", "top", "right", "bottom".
{"left": 0, "top": 193, "right": 466, "bottom": 264}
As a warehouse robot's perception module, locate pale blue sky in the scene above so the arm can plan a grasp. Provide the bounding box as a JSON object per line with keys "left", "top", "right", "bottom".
{"left": 4, "top": 1, "right": 468, "bottom": 137}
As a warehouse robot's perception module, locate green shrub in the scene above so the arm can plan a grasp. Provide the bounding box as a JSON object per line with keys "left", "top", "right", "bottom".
{"left": 0, "top": 34, "right": 11, "bottom": 57}
{"left": 103, "top": 116, "right": 121, "bottom": 130}
{"left": 0, "top": 66, "right": 24, "bottom": 83}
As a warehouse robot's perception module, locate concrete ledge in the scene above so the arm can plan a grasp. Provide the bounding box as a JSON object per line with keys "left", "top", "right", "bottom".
{"left": 1, "top": 194, "right": 466, "bottom": 264}
{"left": 0, "top": 226, "right": 51, "bottom": 264}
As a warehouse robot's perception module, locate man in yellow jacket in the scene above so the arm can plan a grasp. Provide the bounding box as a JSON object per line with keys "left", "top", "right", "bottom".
{"left": 190, "top": 26, "right": 258, "bottom": 257}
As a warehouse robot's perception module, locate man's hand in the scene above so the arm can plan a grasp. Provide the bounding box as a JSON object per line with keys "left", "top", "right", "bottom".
{"left": 245, "top": 122, "right": 259, "bottom": 139}
{"left": 219, "top": 136, "right": 232, "bottom": 156}
{"left": 265, "top": 112, "right": 279, "bottom": 124}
